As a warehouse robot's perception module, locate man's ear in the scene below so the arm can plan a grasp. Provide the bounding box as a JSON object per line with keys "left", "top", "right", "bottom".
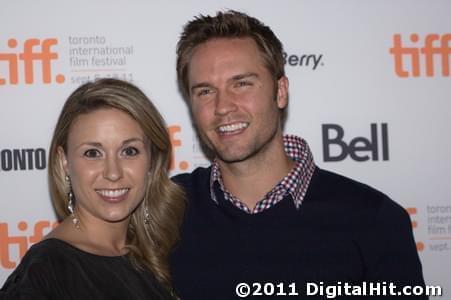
{"left": 276, "top": 76, "right": 289, "bottom": 109}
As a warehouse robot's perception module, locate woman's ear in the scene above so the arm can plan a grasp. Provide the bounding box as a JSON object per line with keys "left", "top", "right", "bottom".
{"left": 57, "top": 146, "right": 69, "bottom": 175}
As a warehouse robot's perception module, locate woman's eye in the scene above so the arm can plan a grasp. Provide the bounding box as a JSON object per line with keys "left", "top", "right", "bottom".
{"left": 123, "top": 147, "right": 139, "bottom": 156}
{"left": 84, "top": 149, "right": 101, "bottom": 158}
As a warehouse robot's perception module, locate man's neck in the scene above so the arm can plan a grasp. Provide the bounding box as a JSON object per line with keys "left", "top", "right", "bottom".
{"left": 218, "top": 135, "right": 294, "bottom": 211}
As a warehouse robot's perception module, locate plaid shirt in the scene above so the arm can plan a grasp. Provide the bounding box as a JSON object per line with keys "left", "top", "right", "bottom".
{"left": 210, "top": 135, "right": 316, "bottom": 214}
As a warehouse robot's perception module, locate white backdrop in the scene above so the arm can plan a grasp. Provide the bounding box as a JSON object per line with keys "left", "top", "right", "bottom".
{"left": 1, "top": 0, "right": 450, "bottom": 295}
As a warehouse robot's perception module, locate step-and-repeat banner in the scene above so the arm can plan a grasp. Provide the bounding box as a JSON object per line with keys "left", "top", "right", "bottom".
{"left": 1, "top": 0, "right": 450, "bottom": 294}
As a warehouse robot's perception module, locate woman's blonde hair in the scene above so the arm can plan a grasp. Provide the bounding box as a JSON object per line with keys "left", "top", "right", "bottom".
{"left": 48, "top": 78, "right": 185, "bottom": 291}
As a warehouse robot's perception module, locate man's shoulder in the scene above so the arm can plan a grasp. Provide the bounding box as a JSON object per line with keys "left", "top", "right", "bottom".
{"left": 314, "top": 167, "right": 385, "bottom": 197}
{"left": 171, "top": 166, "right": 211, "bottom": 189}
{"left": 311, "top": 167, "right": 408, "bottom": 217}
{"left": 171, "top": 167, "right": 213, "bottom": 208}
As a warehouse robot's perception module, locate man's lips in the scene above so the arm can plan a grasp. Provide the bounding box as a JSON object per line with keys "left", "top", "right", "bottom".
{"left": 216, "top": 122, "right": 249, "bottom": 135}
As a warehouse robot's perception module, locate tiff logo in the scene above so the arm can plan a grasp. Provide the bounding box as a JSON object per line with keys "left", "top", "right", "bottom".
{"left": 390, "top": 33, "right": 451, "bottom": 77}
{"left": 0, "top": 38, "right": 65, "bottom": 85}
{"left": 168, "top": 125, "right": 189, "bottom": 171}
{"left": 0, "top": 220, "right": 58, "bottom": 269}
{"left": 406, "top": 207, "right": 424, "bottom": 252}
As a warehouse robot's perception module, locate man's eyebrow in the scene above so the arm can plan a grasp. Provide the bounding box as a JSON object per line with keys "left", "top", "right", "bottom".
{"left": 190, "top": 82, "right": 212, "bottom": 92}
{"left": 229, "top": 72, "right": 259, "bottom": 81}
{"left": 190, "top": 72, "right": 259, "bottom": 93}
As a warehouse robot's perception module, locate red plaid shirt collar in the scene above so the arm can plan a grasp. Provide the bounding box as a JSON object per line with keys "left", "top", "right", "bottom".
{"left": 209, "top": 135, "right": 316, "bottom": 214}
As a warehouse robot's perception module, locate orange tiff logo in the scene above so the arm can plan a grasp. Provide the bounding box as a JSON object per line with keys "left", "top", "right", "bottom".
{"left": 0, "top": 220, "right": 58, "bottom": 269}
{"left": 390, "top": 33, "right": 451, "bottom": 77}
{"left": 0, "top": 38, "right": 65, "bottom": 85}
{"left": 168, "top": 125, "right": 189, "bottom": 171}
{"left": 406, "top": 207, "right": 424, "bottom": 252}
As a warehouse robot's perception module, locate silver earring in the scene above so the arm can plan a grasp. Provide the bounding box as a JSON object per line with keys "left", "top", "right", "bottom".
{"left": 144, "top": 206, "right": 150, "bottom": 225}
{"left": 65, "top": 176, "right": 80, "bottom": 228}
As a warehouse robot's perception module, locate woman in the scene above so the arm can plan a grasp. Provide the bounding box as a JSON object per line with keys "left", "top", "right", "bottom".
{"left": 0, "top": 78, "right": 185, "bottom": 299}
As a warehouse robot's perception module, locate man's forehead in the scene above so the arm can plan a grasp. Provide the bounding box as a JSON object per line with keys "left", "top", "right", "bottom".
{"left": 188, "top": 40, "right": 266, "bottom": 82}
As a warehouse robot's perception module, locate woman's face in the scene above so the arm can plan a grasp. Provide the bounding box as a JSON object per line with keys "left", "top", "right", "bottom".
{"left": 59, "top": 108, "right": 151, "bottom": 226}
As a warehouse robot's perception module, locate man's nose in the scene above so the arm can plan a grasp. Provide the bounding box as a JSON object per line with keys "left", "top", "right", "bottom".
{"left": 214, "top": 90, "right": 238, "bottom": 116}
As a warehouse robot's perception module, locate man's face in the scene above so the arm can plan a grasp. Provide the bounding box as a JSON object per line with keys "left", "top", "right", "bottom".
{"left": 187, "top": 37, "right": 288, "bottom": 164}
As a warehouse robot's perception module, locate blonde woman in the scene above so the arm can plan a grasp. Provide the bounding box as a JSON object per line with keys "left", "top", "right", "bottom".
{"left": 1, "top": 78, "right": 184, "bottom": 299}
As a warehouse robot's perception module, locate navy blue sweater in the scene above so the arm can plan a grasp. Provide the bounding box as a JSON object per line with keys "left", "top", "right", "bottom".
{"left": 171, "top": 167, "right": 426, "bottom": 299}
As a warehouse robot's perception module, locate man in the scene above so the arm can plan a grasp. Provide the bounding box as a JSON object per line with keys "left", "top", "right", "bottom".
{"left": 171, "top": 10, "right": 426, "bottom": 299}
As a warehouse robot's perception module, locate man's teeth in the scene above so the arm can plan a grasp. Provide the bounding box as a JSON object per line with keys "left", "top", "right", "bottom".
{"left": 96, "top": 188, "right": 129, "bottom": 197}
{"left": 218, "top": 122, "right": 248, "bottom": 133}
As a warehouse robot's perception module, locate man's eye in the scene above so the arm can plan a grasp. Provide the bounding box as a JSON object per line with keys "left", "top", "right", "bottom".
{"left": 84, "top": 149, "right": 101, "bottom": 158}
{"left": 123, "top": 147, "right": 139, "bottom": 156}
{"left": 235, "top": 81, "right": 251, "bottom": 87}
{"left": 198, "top": 89, "right": 212, "bottom": 96}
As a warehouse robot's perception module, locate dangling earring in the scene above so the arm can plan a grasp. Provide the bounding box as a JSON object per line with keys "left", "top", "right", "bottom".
{"left": 143, "top": 172, "right": 151, "bottom": 225}
{"left": 144, "top": 205, "right": 150, "bottom": 225}
{"left": 65, "top": 175, "right": 80, "bottom": 228}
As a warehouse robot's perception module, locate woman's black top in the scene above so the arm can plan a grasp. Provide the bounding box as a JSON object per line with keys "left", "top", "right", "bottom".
{"left": 0, "top": 238, "right": 174, "bottom": 300}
